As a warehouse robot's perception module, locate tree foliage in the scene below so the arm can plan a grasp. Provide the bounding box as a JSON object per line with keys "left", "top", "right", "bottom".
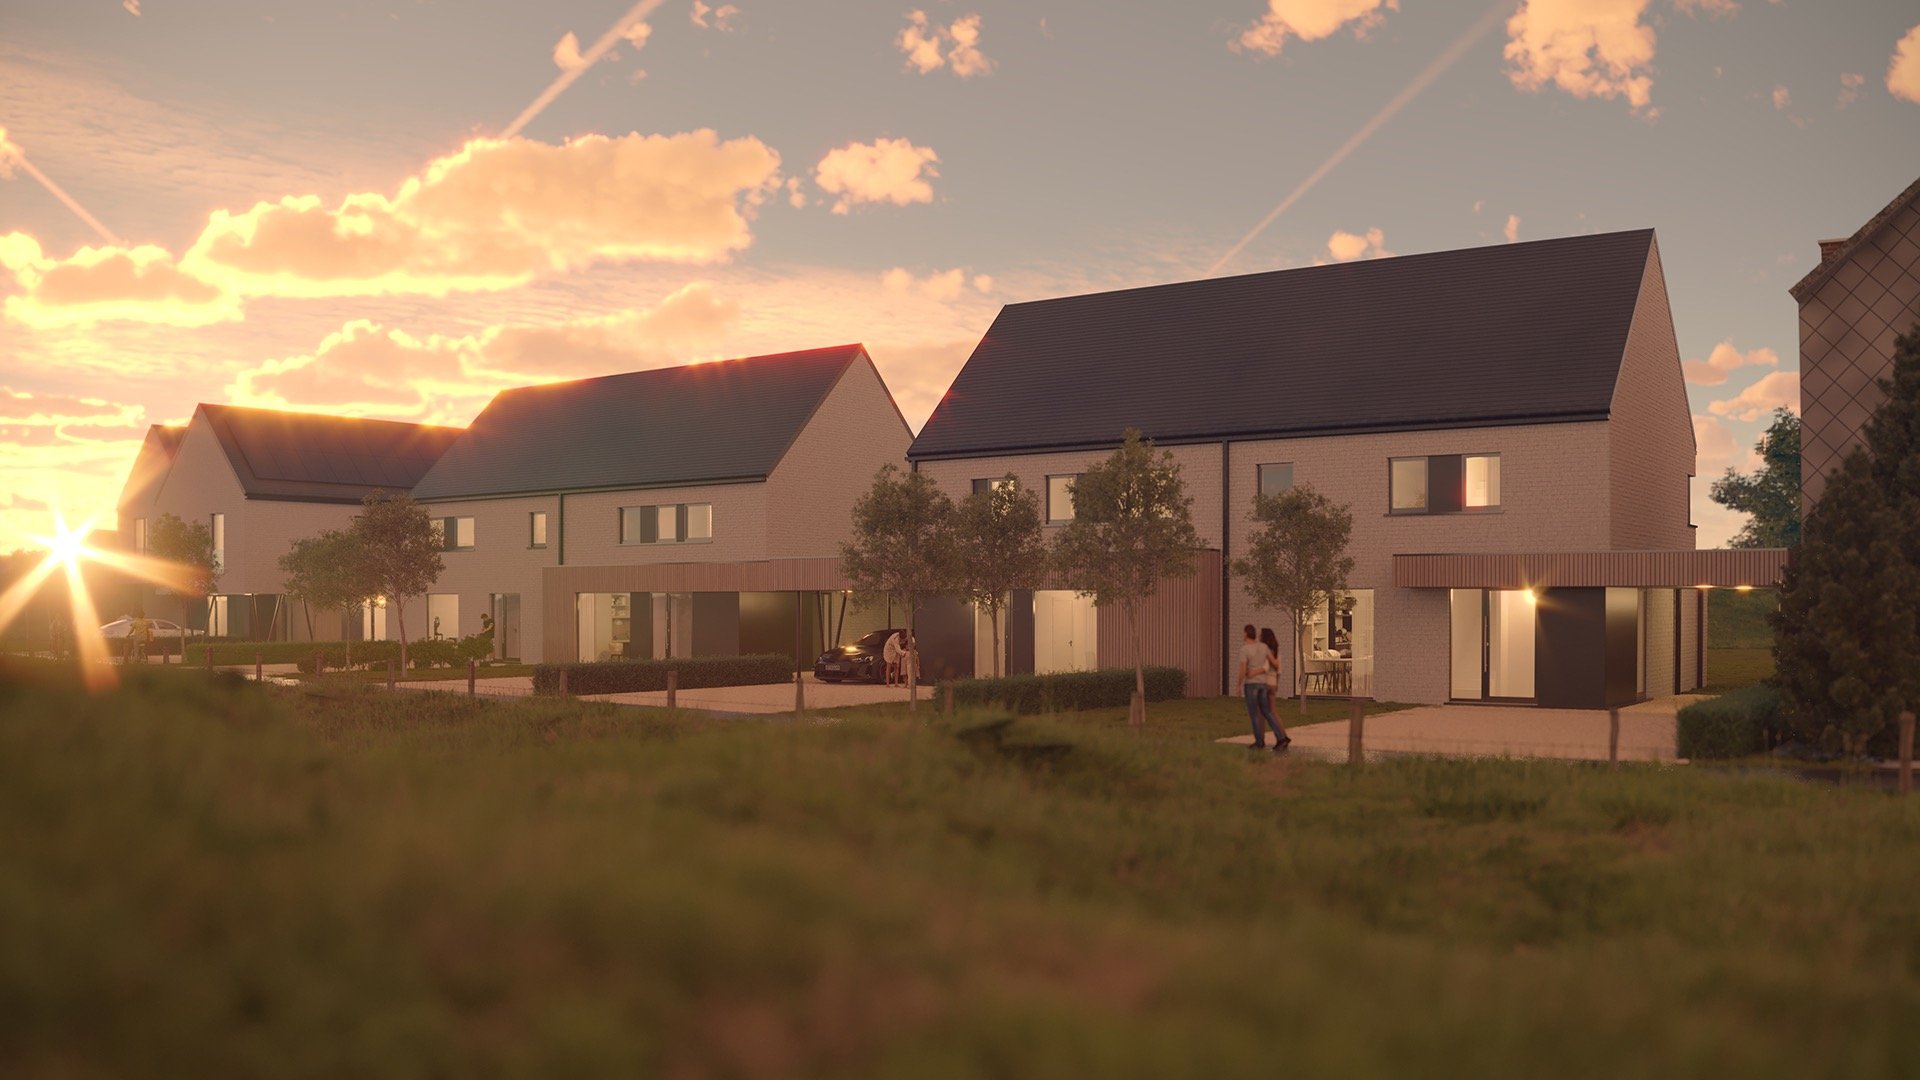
{"left": 839, "top": 465, "right": 955, "bottom": 704}
{"left": 349, "top": 492, "right": 444, "bottom": 672}
{"left": 1773, "top": 323, "right": 1920, "bottom": 756}
{"left": 1052, "top": 430, "right": 1200, "bottom": 728}
{"left": 278, "top": 529, "right": 371, "bottom": 641}
{"left": 1710, "top": 407, "right": 1801, "bottom": 548}
{"left": 950, "top": 475, "right": 1049, "bottom": 678}
{"left": 1231, "top": 483, "right": 1355, "bottom": 707}
{"left": 147, "top": 512, "right": 221, "bottom": 626}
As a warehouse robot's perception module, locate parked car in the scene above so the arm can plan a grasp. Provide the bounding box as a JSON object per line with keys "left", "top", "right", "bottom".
{"left": 813, "top": 628, "right": 907, "bottom": 683}
{"left": 98, "top": 617, "right": 203, "bottom": 640}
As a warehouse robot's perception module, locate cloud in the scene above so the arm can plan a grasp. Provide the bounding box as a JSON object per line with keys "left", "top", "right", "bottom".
{"left": 881, "top": 267, "right": 995, "bottom": 301}
{"left": 897, "top": 11, "right": 995, "bottom": 77}
{"left": 813, "top": 138, "right": 939, "bottom": 214}
{"left": 1692, "top": 413, "right": 1759, "bottom": 478}
{"left": 554, "top": 32, "right": 588, "bottom": 71}
{"left": 1891, "top": 24, "right": 1920, "bottom": 104}
{"left": 179, "top": 131, "right": 781, "bottom": 301}
{"left": 122, "top": 0, "right": 139, "bottom": 14}
{"left": 1233, "top": 0, "right": 1398, "bottom": 56}
{"left": 1325, "top": 227, "right": 1389, "bottom": 261}
{"left": 690, "top": 1, "right": 740, "bottom": 31}
{"left": 504, "top": 0, "right": 667, "bottom": 138}
{"left": 1682, "top": 339, "right": 1780, "bottom": 386}
{"left": 1671, "top": 0, "right": 1737, "bottom": 14}
{"left": 1839, "top": 71, "right": 1865, "bottom": 108}
{"left": 1771, "top": 84, "right": 1790, "bottom": 110}
{"left": 1708, "top": 370, "right": 1799, "bottom": 421}
{"left": 1504, "top": 0, "right": 1659, "bottom": 115}
{"left": 0, "top": 387, "right": 142, "bottom": 428}
{"left": 227, "top": 282, "right": 740, "bottom": 421}
{"left": 0, "top": 233, "right": 239, "bottom": 328}
{"left": 1503, "top": 214, "right": 1521, "bottom": 242}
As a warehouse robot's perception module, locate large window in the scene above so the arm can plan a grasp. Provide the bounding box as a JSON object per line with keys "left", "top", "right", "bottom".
{"left": 1391, "top": 454, "right": 1501, "bottom": 515}
{"left": 620, "top": 503, "right": 713, "bottom": 545}
{"left": 1257, "top": 462, "right": 1294, "bottom": 496}
{"left": 427, "top": 593, "right": 460, "bottom": 640}
{"left": 1046, "top": 474, "right": 1078, "bottom": 524}
{"left": 529, "top": 511, "right": 548, "bottom": 548}
{"left": 1464, "top": 454, "right": 1501, "bottom": 509}
{"left": 1389, "top": 458, "right": 1428, "bottom": 512}
{"left": 972, "top": 477, "right": 1015, "bottom": 494}
{"left": 437, "top": 516, "right": 475, "bottom": 551}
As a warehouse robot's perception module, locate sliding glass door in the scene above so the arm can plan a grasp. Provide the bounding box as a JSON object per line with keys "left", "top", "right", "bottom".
{"left": 1449, "top": 589, "right": 1537, "bottom": 701}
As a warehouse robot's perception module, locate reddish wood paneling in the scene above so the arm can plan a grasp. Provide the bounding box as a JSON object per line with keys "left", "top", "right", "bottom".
{"left": 1392, "top": 549, "right": 1788, "bottom": 589}
{"left": 1095, "top": 550, "right": 1223, "bottom": 699}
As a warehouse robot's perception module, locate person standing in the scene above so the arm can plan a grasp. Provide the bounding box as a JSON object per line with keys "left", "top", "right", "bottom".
{"left": 1258, "top": 628, "right": 1291, "bottom": 747}
{"left": 129, "top": 611, "right": 152, "bottom": 664}
{"left": 883, "top": 629, "right": 904, "bottom": 686}
{"left": 1235, "top": 624, "right": 1288, "bottom": 750}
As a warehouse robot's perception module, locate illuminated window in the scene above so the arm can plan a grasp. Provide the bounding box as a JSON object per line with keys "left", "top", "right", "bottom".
{"left": 620, "top": 503, "right": 713, "bottom": 545}
{"left": 211, "top": 513, "right": 225, "bottom": 568}
{"left": 438, "top": 516, "right": 475, "bottom": 551}
{"left": 134, "top": 518, "right": 147, "bottom": 553}
{"left": 1046, "top": 475, "right": 1078, "bottom": 524}
{"left": 972, "top": 477, "right": 1015, "bottom": 494}
{"left": 1389, "top": 458, "right": 1428, "bottom": 512}
{"left": 1464, "top": 455, "right": 1501, "bottom": 509}
{"left": 530, "top": 511, "right": 548, "bottom": 548}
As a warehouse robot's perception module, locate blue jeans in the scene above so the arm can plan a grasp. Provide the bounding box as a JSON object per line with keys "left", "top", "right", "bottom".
{"left": 1244, "top": 683, "right": 1287, "bottom": 745}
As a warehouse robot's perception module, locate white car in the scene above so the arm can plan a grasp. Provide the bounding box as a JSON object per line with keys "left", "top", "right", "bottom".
{"left": 99, "top": 617, "right": 204, "bottom": 640}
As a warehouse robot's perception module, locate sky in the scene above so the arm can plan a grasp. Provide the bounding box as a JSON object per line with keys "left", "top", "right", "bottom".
{"left": 1, "top": 0, "right": 1917, "bottom": 553}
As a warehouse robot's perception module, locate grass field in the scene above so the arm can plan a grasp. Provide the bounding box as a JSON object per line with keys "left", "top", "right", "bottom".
{"left": 1704, "top": 647, "right": 1776, "bottom": 693}
{"left": 3, "top": 661, "right": 1917, "bottom": 1078}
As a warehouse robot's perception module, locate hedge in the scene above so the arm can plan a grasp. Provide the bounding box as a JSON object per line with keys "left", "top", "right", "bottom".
{"left": 533, "top": 654, "right": 796, "bottom": 696}
{"left": 187, "top": 640, "right": 377, "bottom": 667}
{"left": 294, "top": 641, "right": 402, "bottom": 674}
{"left": 1676, "top": 683, "right": 1783, "bottom": 760}
{"left": 945, "top": 666, "right": 1187, "bottom": 714}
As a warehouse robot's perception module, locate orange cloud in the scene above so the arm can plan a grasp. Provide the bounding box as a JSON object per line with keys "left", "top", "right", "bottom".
{"left": 1504, "top": 214, "right": 1521, "bottom": 242}
{"left": 1505, "top": 0, "right": 1657, "bottom": 115}
{"left": 0, "top": 232, "right": 239, "bottom": 328}
{"left": 1234, "top": 0, "right": 1398, "bottom": 56}
{"left": 898, "top": 11, "right": 994, "bottom": 76}
{"left": 813, "top": 138, "right": 939, "bottom": 214}
{"left": 1891, "top": 24, "right": 1920, "bottom": 104}
{"left": 1325, "top": 227, "right": 1388, "bottom": 262}
{"left": 180, "top": 131, "right": 781, "bottom": 300}
{"left": 1708, "top": 370, "right": 1799, "bottom": 421}
{"left": 690, "top": 1, "right": 740, "bottom": 31}
{"left": 880, "top": 267, "right": 994, "bottom": 301}
{"left": 1683, "top": 339, "right": 1780, "bottom": 386}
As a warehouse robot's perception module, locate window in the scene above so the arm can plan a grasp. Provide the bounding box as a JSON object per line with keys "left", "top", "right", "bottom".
{"left": 529, "top": 511, "right": 548, "bottom": 548}
{"left": 438, "top": 516, "right": 475, "bottom": 551}
{"left": 134, "top": 518, "right": 147, "bottom": 553}
{"left": 211, "top": 513, "right": 225, "bottom": 569}
{"left": 427, "top": 593, "right": 460, "bottom": 640}
{"left": 972, "top": 477, "right": 1015, "bottom": 495}
{"left": 1046, "top": 474, "right": 1078, "bottom": 524}
{"left": 1464, "top": 454, "right": 1501, "bottom": 509}
{"left": 620, "top": 503, "right": 713, "bottom": 545}
{"left": 1257, "top": 462, "right": 1294, "bottom": 497}
{"left": 1389, "top": 458, "right": 1428, "bottom": 512}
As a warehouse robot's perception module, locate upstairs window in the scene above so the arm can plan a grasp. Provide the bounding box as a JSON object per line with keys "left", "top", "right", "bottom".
{"left": 211, "top": 513, "right": 226, "bottom": 568}
{"left": 1391, "top": 454, "right": 1502, "bottom": 515}
{"left": 1257, "top": 462, "right": 1294, "bottom": 497}
{"left": 1464, "top": 455, "right": 1501, "bottom": 509}
{"left": 1389, "top": 458, "right": 1428, "bottom": 512}
{"left": 972, "top": 477, "right": 1015, "bottom": 495}
{"left": 529, "top": 511, "right": 548, "bottom": 548}
{"left": 134, "top": 518, "right": 148, "bottom": 553}
{"left": 1045, "top": 474, "right": 1079, "bottom": 524}
{"left": 620, "top": 503, "right": 713, "bottom": 545}
{"left": 437, "top": 516, "right": 475, "bottom": 551}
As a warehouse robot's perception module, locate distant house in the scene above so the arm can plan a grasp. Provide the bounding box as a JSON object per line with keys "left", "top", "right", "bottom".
{"left": 911, "top": 230, "right": 1786, "bottom": 706}
{"left": 406, "top": 345, "right": 913, "bottom": 665}
{"left": 1791, "top": 174, "right": 1920, "bottom": 515}
{"left": 119, "top": 404, "right": 463, "bottom": 639}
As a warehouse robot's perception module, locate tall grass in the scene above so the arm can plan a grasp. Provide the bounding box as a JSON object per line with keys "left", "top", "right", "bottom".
{"left": 2, "top": 660, "right": 1917, "bottom": 1077}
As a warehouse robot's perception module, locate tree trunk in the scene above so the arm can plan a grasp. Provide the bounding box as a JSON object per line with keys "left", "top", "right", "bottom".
{"left": 906, "top": 596, "right": 918, "bottom": 712}
{"left": 394, "top": 599, "right": 408, "bottom": 672}
{"left": 1296, "top": 613, "right": 1309, "bottom": 715}
{"left": 1133, "top": 602, "right": 1147, "bottom": 732}
{"left": 301, "top": 600, "right": 314, "bottom": 642}
{"left": 990, "top": 602, "right": 1003, "bottom": 678}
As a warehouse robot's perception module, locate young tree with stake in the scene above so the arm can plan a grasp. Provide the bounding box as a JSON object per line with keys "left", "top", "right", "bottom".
{"left": 950, "top": 475, "right": 1048, "bottom": 678}
{"left": 840, "top": 464, "right": 955, "bottom": 710}
{"left": 146, "top": 512, "right": 221, "bottom": 630}
{"left": 348, "top": 492, "right": 443, "bottom": 673}
{"left": 1231, "top": 483, "right": 1355, "bottom": 713}
{"left": 1052, "top": 430, "right": 1199, "bottom": 731}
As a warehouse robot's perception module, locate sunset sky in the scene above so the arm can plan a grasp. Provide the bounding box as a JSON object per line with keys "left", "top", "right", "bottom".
{"left": 3, "top": 0, "right": 1917, "bottom": 551}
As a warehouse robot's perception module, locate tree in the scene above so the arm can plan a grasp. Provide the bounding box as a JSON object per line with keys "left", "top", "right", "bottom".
{"left": 349, "top": 492, "right": 443, "bottom": 672}
{"left": 1231, "top": 483, "right": 1356, "bottom": 713}
{"left": 950, "top": 475, "right": 1048, "bottom": 678}
{"left": 278, "top": 529, "right": 370, "bottom": 643}
{"left": 1773, "top": 322, "right": 1920, "bottom": 757}
{"left": 147, "top": 512, "right": 220, "bottom": 628}
{"left": 1052, "top": 429, "right": 1200, "bottom": 730}
{"left": 839, "top": 464, "right": 955, "bottom": 710}
{"left": 1710, "top": 407, "right": 1801, "bottom": 548}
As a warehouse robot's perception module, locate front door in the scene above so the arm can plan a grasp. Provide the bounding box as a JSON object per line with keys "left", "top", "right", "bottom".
{"left": 1033, "top": 590, "right": 1096, "bottom": 674}
{"left": 491, "top": 593, "right": 521, "bottom": 661}
{"left": 1449, "top": 588, "right": 1537, "bottom": 701}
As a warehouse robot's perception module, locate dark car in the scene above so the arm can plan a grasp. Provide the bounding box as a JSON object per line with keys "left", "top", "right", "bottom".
{"left": 813, "top": 628, "right": 907, "bottom": 683}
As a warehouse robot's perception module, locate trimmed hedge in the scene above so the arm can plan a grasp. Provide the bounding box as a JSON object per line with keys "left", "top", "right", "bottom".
{"left": 293, "top": 641, "right": 402, "bottom": 675}
{"left": 186, "top": 640, "right": 358, "bottom": 666}
{"left": 1676, "top": 684, "right": 1783, "bottom": 760}
{"left": 946, "top": 666, "right": 1187, "bottom": 714}
{"left": 533, "top": 654, "right": 796, "bottom": 696}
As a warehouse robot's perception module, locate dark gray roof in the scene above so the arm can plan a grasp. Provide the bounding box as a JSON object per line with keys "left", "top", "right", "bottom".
{"left": 1790, "top": 174, "right": 1920, "bottom": 303}
{"left": 201, "top": 404, "right": 464, "bottom": 504}
{"left": 910, "top": 229, "right": 1657, "bottom": 460}
{"left": 411, "top": 345, "right": 866, "bottom": 501}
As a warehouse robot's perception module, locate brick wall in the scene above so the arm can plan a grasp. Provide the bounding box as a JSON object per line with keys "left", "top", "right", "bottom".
{"left": 1608, "top": 238, "right": 1698, "bottom": 551}
{"left": 765, "top": 355, "right": 914, "bottom": 559}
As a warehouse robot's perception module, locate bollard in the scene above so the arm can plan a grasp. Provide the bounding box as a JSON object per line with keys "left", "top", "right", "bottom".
{"left": 794, "top": 668, "right": 806, "bottom": 714}
{"left": 468, "top": 657, "right": 477, "bottom": 696}
{"left": 205, "top": 646, "right": 214, "bottom": 675}
{"left": 666, "top": 669, "right": 677, "bottom": 709}
{"left": 559, "top": 667, "right": 570, "bottom": 699}
{"left": 1347, "top": 696, "right": 1366, "bottom": 765}
{"left": 1608, "top": 707, "right": 1621, "bottom": 769}
{"left": 315, "top": 653, "right": 324, "bottom": 678}
{"left": 944, "top": 682, "right": 954, "bottom": 717}
{"left": 255, "top": 650, "right": 262, "bottom": 683}
{"left": 1900, "top": 711, "right": 1915, "bottom": 796}
{"left": 385, "top": 658, "right": 395, "bottom": 690}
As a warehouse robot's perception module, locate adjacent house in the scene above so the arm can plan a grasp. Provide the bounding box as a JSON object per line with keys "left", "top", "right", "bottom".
{"left": 911, "top": 229, "right": 1787, "bottom": 706}
{"left": 1792, "top": 174, "right": 1920, "bottom": 515}
{"left": 405, "top": 344, "right": 913, "bottom": 665}
{"left": 121, "top": 403, "right": 463, "bottom": 640}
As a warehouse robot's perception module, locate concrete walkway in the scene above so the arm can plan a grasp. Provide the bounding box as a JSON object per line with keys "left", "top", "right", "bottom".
{"left": 1219, "top": 695, "right": 1708, "bottom": 763}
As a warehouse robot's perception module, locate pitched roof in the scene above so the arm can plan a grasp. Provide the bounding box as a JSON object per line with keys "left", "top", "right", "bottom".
{"left": 199, "top": 404, "right": 464, "bottom": 503}
{"left": 1789, "top": 174, "right": 1920, "bottom": 302}
{"left": 410, "top": 345, "right": 867, "bottom": 501}
{"left": 117, "top": 424, "right": 187, "bottom": 510}
{"left": 909, "top": 229, "right": 1658, "bottom": 460}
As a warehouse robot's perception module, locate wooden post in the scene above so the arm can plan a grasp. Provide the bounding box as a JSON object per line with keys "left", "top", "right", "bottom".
{"left": 255, "top": 651, "right": 262, "bottom": 683}
{"left": 666, "top": 669, "right": 677, "bottom": 709}
{"left": 1608, "top": 707, "right": 1621, "bottom": 769}
{"left": 1129, "top": 689, "right": 1144, "bottom": 732}
{"left": 205, "top": 645, "right": 214, "bottom": 674}
{"left": 314, "top": 653, "right": 323, "bottom": 678}
{"left": 1347, "top": 696, "right": 1366, "bottom": 765}
{"left": 794, "top": 668, "right": 806, "bottom": 714}
{"left": 1899, "top": 710, "right": 1915, "bottom": 796}
{"left": 468, "top": 658, "right": 477, "bottom": 696}
{"left": 385, "top": 658, "right": 395, "bottom": 690}
{"left": 559, "top": 667, "right": 570, "bottom": 699}
{"left": 943, "top": 682, "right": 954, "bottom": 717}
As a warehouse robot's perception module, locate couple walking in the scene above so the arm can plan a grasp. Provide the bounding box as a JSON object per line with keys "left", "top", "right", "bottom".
{"left": 1236, "top": 624, "right": 1291, "bottom": 751}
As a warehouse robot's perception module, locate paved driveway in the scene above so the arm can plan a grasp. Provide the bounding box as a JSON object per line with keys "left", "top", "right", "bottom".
{"left": 1220, "top": 696, "right": 1707, "bottom": 763}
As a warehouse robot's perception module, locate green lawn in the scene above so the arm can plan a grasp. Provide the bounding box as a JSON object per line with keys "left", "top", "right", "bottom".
{"left": 1704, "top": 647, "right": 1775, "bottom": 693}
{"left": 803, "top": 692, "right": 1413, "bottom": 740}
{"left": 3, "top": 660, "right": 1916, "bottom": 1077}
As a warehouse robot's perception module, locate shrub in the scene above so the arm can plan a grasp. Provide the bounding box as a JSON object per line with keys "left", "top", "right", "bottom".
{"left": 292, "top": 640, "right": 401, "bottom": 674}
{"left": 190, "top": 640, "right": 398, "bottom": 668}
{"left": 457, "top": 633, "right": 493, "bottom": 663}
{"left": 945, "top": 666, "right": 1187, "bottom": 714}
{"left": 407, "top": 638, "right": 463, "bottom": 670}
{"left": 1676, "top": 684, "right": 1784, "bottom": 760}
{"left": 533, "top": 654, "right": 795, "bottom": 696}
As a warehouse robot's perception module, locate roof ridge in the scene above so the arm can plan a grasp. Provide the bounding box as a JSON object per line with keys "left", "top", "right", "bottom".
{"left": 1789, "top": 173, "right": 1920, "bottom": 301}
{"left": 199, "top": 401, "right": 466, "bottom": 433}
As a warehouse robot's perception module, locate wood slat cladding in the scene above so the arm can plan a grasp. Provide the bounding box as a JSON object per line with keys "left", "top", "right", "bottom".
{"left": 1094, "top": 550, "right": 1223, "bottom": 699}
{"left": 1393, "top": 549, "right": 1789, "bottom": 589}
